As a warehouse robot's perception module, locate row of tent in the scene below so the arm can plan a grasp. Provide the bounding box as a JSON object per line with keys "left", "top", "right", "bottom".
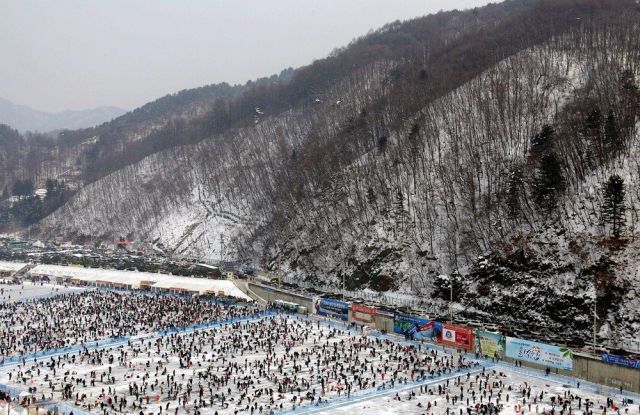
{"left": 22, "top": 263, "right": 252, "bottom": 300}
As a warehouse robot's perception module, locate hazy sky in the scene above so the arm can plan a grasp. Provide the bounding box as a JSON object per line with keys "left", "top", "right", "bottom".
{"left": 1, "top": 0, "right": 492, "bottom": 112}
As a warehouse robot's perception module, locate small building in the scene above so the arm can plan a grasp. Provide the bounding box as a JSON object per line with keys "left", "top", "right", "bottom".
{"left": 34, "top": 188, "right": 47, "bottom": 199}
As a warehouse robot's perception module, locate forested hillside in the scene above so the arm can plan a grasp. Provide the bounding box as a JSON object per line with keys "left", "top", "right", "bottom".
{"left": 16, "top": 0, "right": 640, "bottom": 350}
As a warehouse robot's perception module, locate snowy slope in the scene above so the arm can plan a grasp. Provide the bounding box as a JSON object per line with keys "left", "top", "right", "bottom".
{"left": 35, "top": 23, "right": 640, "bottom": 351}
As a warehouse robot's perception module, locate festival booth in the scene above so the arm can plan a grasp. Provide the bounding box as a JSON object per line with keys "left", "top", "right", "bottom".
{"left": 150, "top": 277, "right": 252, "bottom": 299}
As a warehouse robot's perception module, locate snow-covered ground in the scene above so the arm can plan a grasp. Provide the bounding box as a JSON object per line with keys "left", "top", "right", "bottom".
{"left": 0, "top": 281, "right": 84, "bottom": 304}
{"left": 0, "top": 309, "right": 636, "bottom": 415}
{"left": 0, "top": 314, "right": 479, "bottom": 415}
{"left": 325, "top": 366, "right": 639, "bottom": 415}
{"left": 0, "top": 290, "right": 256, "bottom": 357}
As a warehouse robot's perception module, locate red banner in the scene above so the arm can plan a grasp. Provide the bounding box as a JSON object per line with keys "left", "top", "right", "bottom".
{"left": 351, "top": 304, "right": 376, "bottom": 323}
{"left": 438, "top": 323, "right": 474, "bottom": 351}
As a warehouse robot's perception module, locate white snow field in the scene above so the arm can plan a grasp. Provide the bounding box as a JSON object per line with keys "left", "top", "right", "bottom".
{"left": 0, "top": 281, "right": 85, "bottom": 304}
{"left": 0, "top": 314, "right": 483, "bottom": 415}
{"left": 325, "top": 365, "right": 640, "bottom": 415}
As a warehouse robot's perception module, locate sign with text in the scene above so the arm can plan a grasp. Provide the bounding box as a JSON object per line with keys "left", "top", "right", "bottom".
{"left": 438, "top": 323, "right": 474, "bottom": 351}
{"left": 476, "top": 330, "right": 505, "bottom": 359}
{"left": 505, "top": 337, "right": 573, "bottom": 370}
{"left": 394, "top": 314, "right": 435, "bottom": 340}
{"left": 601, "top": 354, "right": 640, "bottom": 369}
{"left": 315, "top": 298, "right": 349, "bottom": 321}
{"left": 375, "top": 308, "right": 395, "bottom": 318}
{"left": 351, "top": 304, "right": 376, "bottom": 323}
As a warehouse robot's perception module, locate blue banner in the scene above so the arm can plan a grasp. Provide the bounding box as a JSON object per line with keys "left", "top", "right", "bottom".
{"left": 315, "top": 298, "right": 349, "bottom": 321}
{"left": 393, "top": 314, "right": 439, "bottom": 340}
{"left": 601, "top": 354, "right": 640, "bottom": 369}
{"left": 505, "top": 337, "right": 573, "bottom": 370}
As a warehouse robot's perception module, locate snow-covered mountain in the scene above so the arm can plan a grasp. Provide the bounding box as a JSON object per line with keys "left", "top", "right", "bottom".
{"left": 24, "top": 0, "right": 640, "bottom": 350}
{"left": 0, "top": 97, "right": 125, "bottom": 133}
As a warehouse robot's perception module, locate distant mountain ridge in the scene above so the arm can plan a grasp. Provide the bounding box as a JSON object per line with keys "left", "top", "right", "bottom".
{"left": 0, "top": 97, "right": 126, "bottom": 132}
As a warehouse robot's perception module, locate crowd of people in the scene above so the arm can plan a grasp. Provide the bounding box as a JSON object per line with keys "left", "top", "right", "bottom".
{"left": 0, "top": 287, "right": 637, "bottom": 415}
{"left": 0, "top": 290, "right": 259, "bottom": 357}
{"left": 1, "top": 315, "right": 481, "bottom": 415}
{"left": 383, "top": 366, "right": 640, "bottom": 415}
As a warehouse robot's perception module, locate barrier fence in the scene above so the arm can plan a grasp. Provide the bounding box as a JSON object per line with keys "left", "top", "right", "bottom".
{"left": 0, "top": 383, "right": 22, "bottom": 398}
{"left": 500, "top": 364, "right": 640, "bottom": 401}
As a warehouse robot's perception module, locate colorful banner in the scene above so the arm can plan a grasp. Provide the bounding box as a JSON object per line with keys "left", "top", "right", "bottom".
{"left": 438, "top": 323, "right": 474, "bottom": 351}
{"left": 601, "top": 354, "right": 640, "bottom": 369}
{"left": 374, "top": 308, "right": 395, "bottom": 318}
{"left": 505, "top": 337, "right": 573, "bottom": 370}
{"left": 393, "top": 314, "right": 436, "bottom": 340}
{"left": 315, "top": 298, "right": 349, "bottom": 321}
{"left": 475, "top": 330, "right": 505, "bottom": 359}
{"left": 351, "top": 304, "right": 376, "bottom": 323}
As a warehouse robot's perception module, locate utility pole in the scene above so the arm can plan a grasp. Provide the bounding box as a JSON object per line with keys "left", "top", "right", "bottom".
{"left": 219, "top": 234, "right": 224, "bottom": 269}
{"left": 342, "top": 273, "right": 345, "bottom": 301}
{"left": 593, "top": 276, "right": 598, "bottom": 354}
{"left": 593, "top": 293, "right": 597, "bottom": 354}
{"left": 449, "top": 281, "right": 453, "bottom": 324}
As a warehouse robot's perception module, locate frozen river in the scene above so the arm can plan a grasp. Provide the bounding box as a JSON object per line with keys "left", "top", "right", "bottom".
{"left": 0, "top": 281, "right": 85, "bottom": 304}
{"left": 0, "top": 291, "right": 637, "bottom": 415}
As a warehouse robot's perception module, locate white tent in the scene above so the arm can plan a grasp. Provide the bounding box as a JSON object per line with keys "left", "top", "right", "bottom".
{"left": 0, "top": 260, "right": 28, "bottom": 273}
{"left": 28, "top": 264, "right": 251, "bottom": 300}
{"left": 151, "top": 277, "right": 251, "bottom": 299}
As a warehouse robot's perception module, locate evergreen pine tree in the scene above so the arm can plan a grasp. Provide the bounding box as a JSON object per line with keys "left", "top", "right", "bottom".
{"left": 585, "top": 107, "right": 602, "bottom": 131}
{"left": 532, "top": 152, "right": 565, "bottom": 212}
{"left": 620, "top": 69, "right": 638, "bottom": 92}
{"left": 530, "top": 124, "right": 554, "bottom": 158}
{"left": 602, "top": 174, "right": 626, "bottom": 238}
{"left": 377, "top": 135, "right": 388, "bottom": 153}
